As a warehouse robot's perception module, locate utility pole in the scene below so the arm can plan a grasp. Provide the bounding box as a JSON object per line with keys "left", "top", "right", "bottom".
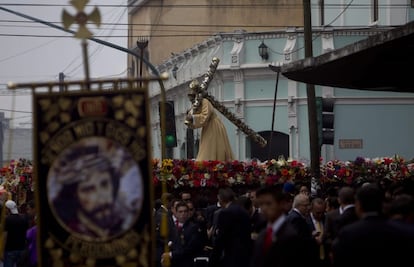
{"left": 303, "top": 0, "right": 321, "bottom": 181}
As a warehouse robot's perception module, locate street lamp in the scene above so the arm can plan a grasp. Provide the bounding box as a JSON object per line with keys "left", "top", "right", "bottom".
{"left": 136, "top": 36, "right": 149, "bottom": 86}
{"left": 258, "top": 41, "right": 269, "bottom": 60}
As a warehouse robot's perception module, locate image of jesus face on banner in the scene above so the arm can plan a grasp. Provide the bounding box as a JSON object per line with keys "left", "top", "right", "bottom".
{"left": 77, "top": 166, "right": 116, "bottom": 231}
{"left": 47, "top": 137, "right": 144, "bottom": 241}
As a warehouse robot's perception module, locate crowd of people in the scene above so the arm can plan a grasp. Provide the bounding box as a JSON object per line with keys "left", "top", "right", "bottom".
{"left": 154, "top": 180, "right": 414, "bottom": 267}
{"left": 2, "top": 177, "right": 413, "bottom": 267}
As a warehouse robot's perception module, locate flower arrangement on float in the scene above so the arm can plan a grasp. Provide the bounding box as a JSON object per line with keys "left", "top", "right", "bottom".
{"left": 2, "top": 155, "right": 414, "bottom": 193}
{"left": 0, "top": 158, "right": 33, "bottom": 204}
{"left": 320, "top": 156, "right": 414, "bottom": 185}
{"left": 153, "top": 155, "right": 414, "bottom": 188}
{"left": 152, "top": 157, "right": 311, "bottom": 188}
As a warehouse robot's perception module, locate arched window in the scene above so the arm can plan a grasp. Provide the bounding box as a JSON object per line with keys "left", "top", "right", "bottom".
{"left": 247, "top": 131, "right": 289, "bottom": 161}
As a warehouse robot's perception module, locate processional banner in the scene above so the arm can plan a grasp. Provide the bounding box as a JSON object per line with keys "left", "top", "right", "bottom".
{"left": 33, "top": 87, "right": 154, "bottom": 267}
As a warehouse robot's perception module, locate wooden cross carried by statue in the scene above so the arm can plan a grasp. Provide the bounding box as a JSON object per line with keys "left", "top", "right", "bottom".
{"left": 185, "top": 57, "right": 267, "bottom": 154}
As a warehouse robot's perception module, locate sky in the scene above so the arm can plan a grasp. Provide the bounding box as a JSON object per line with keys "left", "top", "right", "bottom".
{"left": 0, "top": 0, "right": 128, "bottom": 128}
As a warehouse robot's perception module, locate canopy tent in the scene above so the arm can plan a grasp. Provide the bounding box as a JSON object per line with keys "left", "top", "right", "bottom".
{"left": 281, "top": 21, "right": 414, "bottom": 93}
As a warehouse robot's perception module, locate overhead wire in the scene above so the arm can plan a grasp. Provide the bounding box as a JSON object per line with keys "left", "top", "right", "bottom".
{"left": 0, "top": 23, "right": 221, "bottom": 33}
{"left": 1, "top": 19, "right": 296, "bottom": 27}
{"left": 0, "top": 33, "right": 260, "bottom": 37}
{"left": 0, "top": 1, "right": 400, "bottom": 32}
{"left": 147, "top": 0, "right": 165, "bottom": 42}
{"left": 0, "top": 3, "right": 136, "bottom": 167}
{"left": 0, "top": 38, "right": 59, "bottom": 63}
{"left": 0, "top": 3, "right": 410, "bottom": 8}
{"left": 96, "top": 68, "right": 128, "bottom": 79}
{"left": 0, "top": 1, "right": 407, "bottom": 28}
{"left": 0, "top": 1, "right": 398, "bottom": 77}
{"left": 269, "top": 0, "right": 356, "bottom": 56}
{"left": 0, "top": 2, "right": 129, "bottom": 81}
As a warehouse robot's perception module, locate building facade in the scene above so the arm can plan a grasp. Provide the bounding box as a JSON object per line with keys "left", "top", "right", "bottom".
{"left": 129, "top": 1, "right": 414, "bottom": 162}
{"left": 1, "top": 128, "right": 32, "bottom": 167}
{"left": 127, "top": 0, "right": 304, "bottom": 64}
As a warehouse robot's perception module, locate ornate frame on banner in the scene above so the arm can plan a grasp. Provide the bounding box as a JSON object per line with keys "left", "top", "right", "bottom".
{"left": 28, "top": 80, "right": 155, "bottom": 267}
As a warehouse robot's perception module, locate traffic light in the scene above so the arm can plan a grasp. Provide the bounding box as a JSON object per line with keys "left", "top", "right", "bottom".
{"left": 159, "top": 101, "right": 177, "bottom": 148}
{"left": 316, "top": 97, "right": 335, "bottom": 145}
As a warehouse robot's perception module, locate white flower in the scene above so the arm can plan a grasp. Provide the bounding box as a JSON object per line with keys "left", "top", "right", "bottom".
{"left": 236, "top": 174, "right": 244, "bottom": 183}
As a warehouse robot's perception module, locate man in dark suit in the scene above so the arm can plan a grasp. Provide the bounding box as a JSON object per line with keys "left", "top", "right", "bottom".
{"left": 332, "top": 184, "right": 414, "bottom": 267}
{"left": 250, "top": 185, "right": 308, "bottom": 267}
{"left": 205, "top": 200, "right": 221, "bottom": 247}
{"left": 323, "top": 200, "right": 340, "bottom": 266}
{"left": 335, "top": 186, "right": 358, "bottom": 233}
{"left": 155, "top": 198, "right": 181, "bottom": 267}
{"left": 246, "top": 187, "right": 267, "bottom": 240}
{"left": 154, "top": 193, "right": 174, "bottom": 219}
{"left": 307, "top": 197, "right": 329, "bottom": 267}
{"left": 209, "top": 187, "right": 252, "bottom": 267}
{"left": 161, "top": 201, "right": 205, "bottom": 267}
{"left": 286, "top": 193, "right": 319, "bottom": 266}
{"left": 236, "top": 195, "right": 266, "bottom": 242}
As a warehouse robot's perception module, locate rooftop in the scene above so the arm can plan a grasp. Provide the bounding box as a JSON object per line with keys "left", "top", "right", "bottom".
{"left": 281, "top": 21, "right": 414, "bottom": 93}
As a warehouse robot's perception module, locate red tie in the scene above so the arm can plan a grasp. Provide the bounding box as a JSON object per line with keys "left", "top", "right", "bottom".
{"left": 175, "top": 220, "right": 181, "bottom": 231}
{"left": 263, "top": 227, "right": 273, "bottom": 252}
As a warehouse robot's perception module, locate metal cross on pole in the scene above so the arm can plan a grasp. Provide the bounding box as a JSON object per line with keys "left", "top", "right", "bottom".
{"left": 62, "top": 0, "right": 101, "bottom": 88}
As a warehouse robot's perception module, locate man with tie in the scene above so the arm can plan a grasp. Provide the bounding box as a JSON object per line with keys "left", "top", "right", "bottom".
{"left": 250, "top": 185, "right": 308, "bottom": 267}
{"left": 307, "top": 197, "right": 329, "bottom": 267}
{"left": 161, "top": 201, "right": 205, "bottom": 267}
{"left": 155, "top": 198, "right": 181, "bottom": 267}
{"left": 286, "top": 193, "right": 319, "bottom": 266}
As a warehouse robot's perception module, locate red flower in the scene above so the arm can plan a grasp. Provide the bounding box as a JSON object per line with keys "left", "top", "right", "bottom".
{"left": 281, "top": 168, "right": 289, "bottom": 177}
{"left": 193, "top": 179, "right": 201, "bottom": 187}
{"left": 384, "top": 158, "right": 393, "bottom": 165}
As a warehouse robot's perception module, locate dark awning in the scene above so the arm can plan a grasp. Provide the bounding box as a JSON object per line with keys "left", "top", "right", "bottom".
{"left": 281, "top": 21, "right": 414, "bottom": 93}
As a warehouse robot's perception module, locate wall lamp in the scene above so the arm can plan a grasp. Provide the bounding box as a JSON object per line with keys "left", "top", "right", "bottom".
{"left": 258, "top": 41, "right": 269, "bottom": 60}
